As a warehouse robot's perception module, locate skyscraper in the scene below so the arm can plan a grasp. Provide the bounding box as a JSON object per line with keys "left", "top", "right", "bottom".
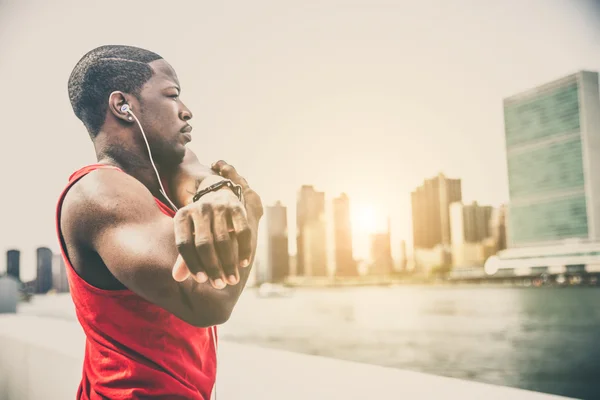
{"left": 52, "top": 253, "right": 69, "bottom": 293}
{"left": 449, "top": 201, "right": 493, "bottom": 267}
{"left": 411, "top": 173, "right": 462, "bottom": 270}
{"left": 411, "top": 173, "right": 462, "bottom": 249}
{"left": 399, "top": 240, "right": 408, "bottom": 272}
{"left": 265, "top": 202, "right": 290, "bottom": 282}
{"left": 0, "top": 275, "right": 18, "bottom": 313}
{"left": 489, "top": 204, "right": 507, "bottom": 253}
{"left": 486, "top": 71, "right": 600, "bottom": 275}
{"left": 503, "top": 71, "right": 600, "bottom": 247}
{"left": 454, "top": 201, "right": 493, "bottom": 243}
{"left": 296, "top": 185, "right": 327, "bottom": 277}
{"left": 36, "top": 247, "right": 53, "bottom": 294}
{"left": 6, "top": 249, "right": 20, "bottom": 281}
{"left": 369, "top": 218, "right": 393, "bottom": 275}
{"left": 332, "top": 193, "right": 356, "bottom": 277}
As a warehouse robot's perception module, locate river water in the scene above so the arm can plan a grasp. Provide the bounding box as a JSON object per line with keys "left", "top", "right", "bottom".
{"left": 18, "top": 286, "right": 600, "bottom": 399}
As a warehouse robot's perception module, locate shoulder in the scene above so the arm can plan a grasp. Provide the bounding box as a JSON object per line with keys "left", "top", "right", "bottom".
{"left": 61, "top": 168, "right": 161, "bottom": 243}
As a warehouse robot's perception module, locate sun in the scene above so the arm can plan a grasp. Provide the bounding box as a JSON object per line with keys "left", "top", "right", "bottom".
{"left": 351, "top": 205, "right": 378, "bottom": 234}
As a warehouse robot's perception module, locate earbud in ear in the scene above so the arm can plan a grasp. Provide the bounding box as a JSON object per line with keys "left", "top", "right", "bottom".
{"left": 121, "top": 104, "right": 130, "bottom": 113}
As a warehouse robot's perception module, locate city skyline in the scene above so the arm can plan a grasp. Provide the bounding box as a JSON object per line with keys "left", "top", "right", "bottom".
{"left": 8, "top": 62, "right": 600, "bottom": 283}
{"left": 6, "top": 168, "right": 499, "bottom": 283}
{"left": 232, "top": 170, "right": 503, "bottom": 279}
{"left": 2, "top": 0, "right": 600, "bottom": 281}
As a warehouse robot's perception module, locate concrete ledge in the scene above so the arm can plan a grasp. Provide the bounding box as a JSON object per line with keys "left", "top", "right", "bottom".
{"left": 0, "top": 315, "right": 571, "bottom": 400}
{"left": 0, "top": 316, "right": 84, "bottom": 400}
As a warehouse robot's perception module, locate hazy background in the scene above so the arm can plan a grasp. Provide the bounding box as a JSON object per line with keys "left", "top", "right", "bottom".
{"left": 1, "top": 0, "right": 600, "bottom": 280}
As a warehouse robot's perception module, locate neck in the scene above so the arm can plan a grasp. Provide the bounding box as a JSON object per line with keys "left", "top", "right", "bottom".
{"left": 94, "top": 133, "right": 171, "bottom": 202}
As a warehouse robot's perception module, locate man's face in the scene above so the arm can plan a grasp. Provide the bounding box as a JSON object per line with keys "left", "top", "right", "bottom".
{"left": 136, "top": 59, "right": 193, "bottom": 167}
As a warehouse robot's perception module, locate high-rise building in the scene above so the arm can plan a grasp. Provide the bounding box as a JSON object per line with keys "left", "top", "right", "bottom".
{"left": 489, "top": 204, "right": 508, "bottom": 253}
{"left": 0, "top": 275, "right": 18, "bottom": 313}
{"left": 36, "top": 247, "right": 53, "bottom": 294}
{"left": 411, "top": 173, "right": 462, "bottom": 270}
{"left": 52, "top": 254, "right": 69, "bottom": 293}
{"left": 411, "top": 173, "right": 462, "bottom": 249}
{"left": 399, "top": 240, "right": 408, "bottom": 271}
{"left": 265, "top": 202, "right": 290, "bottom": 282}
{"left": 504, "top": 71, "right": 600, "bottom": 247}
{"left": 486, "top": 71, "right": 600, "bottom": 275}
{"left": 455, "top": 201, "right": 493, "bottom": 242}
{"left": 369, "top": 218, "right": 393, "bottom": 275}
{"left": 332, "top": 193, "right": 356, "bottom": 277}
{"left": 296, "top": 185, "right": 327, "bottom": 277}
{"left": 449, "top": 201, "right": 493, "bottom": 267}
{"left": 6, "top": 249, "right": 20, "bottom": 281}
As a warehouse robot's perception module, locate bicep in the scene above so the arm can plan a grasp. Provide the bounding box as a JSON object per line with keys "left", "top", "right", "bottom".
{"left": 95, "top": 216, "right": 179, "bottom": 296}
{"left": 75, "top": 170, "right": 227, "bottom": 327}
{"left": 95, "top": 201, "right": 230, "bottom": 326}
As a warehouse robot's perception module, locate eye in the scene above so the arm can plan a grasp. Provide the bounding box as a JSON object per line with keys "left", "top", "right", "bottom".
{"left": 169, "top": 94, "right": 179, "bottom": 101}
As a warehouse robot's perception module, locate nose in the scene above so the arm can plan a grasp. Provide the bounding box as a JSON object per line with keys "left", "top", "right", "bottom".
{"left": 180, "top": 103, "right": 193, "bottom": 121}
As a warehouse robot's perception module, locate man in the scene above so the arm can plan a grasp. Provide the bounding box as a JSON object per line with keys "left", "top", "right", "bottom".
{"left": 57, "top": 45, "right": 263, "bottom": 399}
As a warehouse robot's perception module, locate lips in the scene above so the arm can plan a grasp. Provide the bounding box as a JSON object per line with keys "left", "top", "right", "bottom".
{"left": 181, "top": 125, "right": 192, "bottom": 142}
{"left": 181, "top": 125, "right": 193, "bottom": 134}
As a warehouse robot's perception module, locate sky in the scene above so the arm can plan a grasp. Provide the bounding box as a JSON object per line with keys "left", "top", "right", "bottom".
{"left": 1, "top": 0, "right": 600, "bottom": 280}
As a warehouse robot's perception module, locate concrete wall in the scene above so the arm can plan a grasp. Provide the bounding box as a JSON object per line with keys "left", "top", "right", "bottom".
{"left": 0, "top": 315, "right": 571, "bottom": 400}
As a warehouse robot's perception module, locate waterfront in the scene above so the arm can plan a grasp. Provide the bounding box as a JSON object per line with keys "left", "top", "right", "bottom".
{"left": 18, "top": 286, "right": 600, "bottom": 399}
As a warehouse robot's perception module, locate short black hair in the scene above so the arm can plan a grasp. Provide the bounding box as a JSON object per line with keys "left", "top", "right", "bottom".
{"left": 68, "top": 45, "right": 163, "bottom": 137}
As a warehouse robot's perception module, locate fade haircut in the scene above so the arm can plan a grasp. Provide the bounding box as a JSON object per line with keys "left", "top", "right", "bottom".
{"left": 68, "top": 45, "right": 163, "bottom": 137}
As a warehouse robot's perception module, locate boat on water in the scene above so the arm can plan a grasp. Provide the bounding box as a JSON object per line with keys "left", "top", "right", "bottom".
{"left": 256, "top": 282, "right": 294, "bottom": 298}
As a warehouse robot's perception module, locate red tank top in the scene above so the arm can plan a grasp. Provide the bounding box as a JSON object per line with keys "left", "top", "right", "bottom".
{"left": 55, "top": 164, "right": 217, "bottom": 400}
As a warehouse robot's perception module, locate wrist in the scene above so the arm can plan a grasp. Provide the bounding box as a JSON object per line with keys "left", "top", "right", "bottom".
{"left": 192, "top": 178, "right": 244, "bottom": 204}
{"left": 179, "top": 175, "right": 225, "bottom": 206}
{"left": 197, "top": 175, "right": 227, "bottom": 190}
{"left": 168, "top": 160, "right": 220, "bottom": 207}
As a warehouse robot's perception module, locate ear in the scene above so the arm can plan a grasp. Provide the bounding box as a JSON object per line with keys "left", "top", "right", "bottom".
{"left": 108, "top": 91, "right": 133, "bottom": 123}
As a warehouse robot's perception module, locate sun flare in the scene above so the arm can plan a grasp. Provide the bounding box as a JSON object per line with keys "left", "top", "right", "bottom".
{"left": 352, "top": 205, "right": 378, "bottom": 234}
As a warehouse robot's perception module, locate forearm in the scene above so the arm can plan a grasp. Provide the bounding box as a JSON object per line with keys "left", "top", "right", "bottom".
{"left": 167, "top": 149, "right": 225, "bottom": 207}
{"left": 168, "top": 150, "right": 263, "bottom": 319}
{"left": 177, "top": 200, "right": 260, "bottom": 325}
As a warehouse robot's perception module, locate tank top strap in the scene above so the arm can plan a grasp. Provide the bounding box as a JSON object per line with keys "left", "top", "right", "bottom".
{"left": 68, "top": 163, "right": 123, "bottom": 184}
{"left": 65, "top": 163, "right": 176, "bottom": 217}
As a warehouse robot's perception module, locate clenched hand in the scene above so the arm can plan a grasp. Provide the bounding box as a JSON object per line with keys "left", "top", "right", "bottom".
{"left": 171, "top": 161, "right": 262, "bottom": 289}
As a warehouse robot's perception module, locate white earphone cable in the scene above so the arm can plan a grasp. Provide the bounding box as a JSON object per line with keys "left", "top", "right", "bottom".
{"left": 127, "top": 110, "right": 179, "bottom": 212}
{"left": 211, "top": 325, "right": 218, "bottom": 400}
{"left": 127, "top": 106, "right": 219, "bottom": 399}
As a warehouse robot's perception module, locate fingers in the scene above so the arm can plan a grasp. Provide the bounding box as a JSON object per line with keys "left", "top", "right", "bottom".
{"left": 211, "top": 160, "right": 249, "bottom": 189}
{"left": 174, "top": 206, "right": 226, "bottom": 289}
{"left": 174, "top": 164, "right": 254, "bottom": 289}
{"left": 210, "top": 160, "right": 252, "bottom": 264}
{"left": 211, "top": 159, "right": 264, "bottom": 220}
{"left": 174, "top": 211, "right": 206, "bottom": 282}
{"left": 230, "top": 203, "right": 252, "bottom": 265}
{"left": 212, "top": 204, "right": 239, "bottom": 285}
{"left": 192, "top": 204, "right": 226, "bottom": 289}
{"left": 229, "top": 233, "right": 240, "bottom": 283}
{"left": 172, "top": 254, "right": 190, "bottom": 282}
